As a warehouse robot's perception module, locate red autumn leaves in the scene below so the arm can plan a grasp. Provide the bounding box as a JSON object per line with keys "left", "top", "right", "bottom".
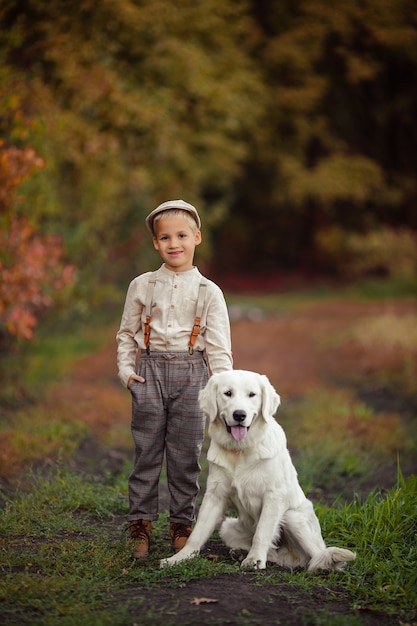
{"left": 0, "top": 141, "right": 74, "bottom": 344}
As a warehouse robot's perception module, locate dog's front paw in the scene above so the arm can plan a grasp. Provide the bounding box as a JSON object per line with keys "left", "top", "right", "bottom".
{"left": 160, "top": 555, "right": 177, "bottom": 568}
{"left": 241, "top": 555, "right": 266, "bottom": 570}
{"left": 159, "top": 549, "right": 198, "bottom": 569}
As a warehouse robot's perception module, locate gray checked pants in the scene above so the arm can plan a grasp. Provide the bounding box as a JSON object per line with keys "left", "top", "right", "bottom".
{"left": 128, "top": 350, "right": 208, "bottom": 525}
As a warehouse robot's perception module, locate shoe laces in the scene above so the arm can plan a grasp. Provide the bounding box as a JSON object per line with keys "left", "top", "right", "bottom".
{"left": 171, "top": 523, "right": 192, "bottom": 539}
{"left": 129, "top": 520, "right": 150, "bottom": 541}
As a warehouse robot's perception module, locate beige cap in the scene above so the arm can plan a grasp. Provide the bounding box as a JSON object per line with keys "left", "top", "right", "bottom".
{"left": 145, "top": 199, "right": 201, "bottom": 234}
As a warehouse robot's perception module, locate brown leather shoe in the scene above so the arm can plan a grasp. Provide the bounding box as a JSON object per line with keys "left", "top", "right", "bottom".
{"left": 170, "top": 522, "right": 192, "bottom": 553}
{"left": 129, "top": 519, "right": 152, "bottom": 558}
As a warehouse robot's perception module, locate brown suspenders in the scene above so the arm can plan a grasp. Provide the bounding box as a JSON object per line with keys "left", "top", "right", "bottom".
{"left": 143, "top": 273, "right": 207, "bottom": 355}
{"left": 188, "top": 281, "right": 207, "bottom": 355}
{"left": 143, "top": 276, "right": 157, "bottom": 354}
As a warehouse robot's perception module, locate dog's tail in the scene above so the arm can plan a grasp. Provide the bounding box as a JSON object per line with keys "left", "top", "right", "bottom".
{"left": 308, "top": 547, "right": 356, "bottom": 572}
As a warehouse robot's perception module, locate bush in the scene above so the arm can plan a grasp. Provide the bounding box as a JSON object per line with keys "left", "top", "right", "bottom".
{"left": 316, "top": 226, "right": 417, "bottom": 280}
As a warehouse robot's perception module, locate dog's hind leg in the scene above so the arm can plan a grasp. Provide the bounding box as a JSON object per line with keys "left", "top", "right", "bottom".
{"left": 268, "top": 545, "right": 310, "bottom": 569}
{"left": 282, "top": 503, "right": 356, "bottom": 572}
{"left": 271, "top": 502, "right": 325, "bottom": 569}
{"left": 219, "top": 517, "right": 253, "bottom": 551}
{"left": 267, "top": 524, "right": 310, "bottom": 568}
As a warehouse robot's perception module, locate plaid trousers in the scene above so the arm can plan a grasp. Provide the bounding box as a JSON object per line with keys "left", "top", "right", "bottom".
{"left": 128, "top": 350, "right": 208, "bottom": 525}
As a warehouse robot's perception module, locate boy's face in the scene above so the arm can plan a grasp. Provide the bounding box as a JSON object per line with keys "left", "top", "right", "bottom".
{"left": 152, "top": 215, "right": 201, "bottom": 272}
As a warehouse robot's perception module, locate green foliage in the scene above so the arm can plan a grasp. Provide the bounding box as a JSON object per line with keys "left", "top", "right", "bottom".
{"left": 319, "top": 474, "right": 417, "bottom": 616}
{"left": 266, "top": 0, "right": 417, "bottom": 197}
{"left": 0, "top": 81, "right": 74, "bottom": 347}
{"left": 0, "top": 317, "right": 106, "bottom": 409}
{"left": 215, "top": 0, "right": 417, "bottom": 273}
{"left": 1, "top": 0, "right": 417, "bottom": 346}
{"left": 1, "top": 0, "right": 265, "bottom": 301}
{"left": 0, "top": 215, "right": 74, "bottom": 346}
{"left": 316, "top": 226, "right": 417, "bottom": 280}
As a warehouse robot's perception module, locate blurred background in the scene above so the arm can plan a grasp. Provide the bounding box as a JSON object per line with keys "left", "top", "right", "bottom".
{"left": 1, "top": 0, "right": 416, "bottom": 352}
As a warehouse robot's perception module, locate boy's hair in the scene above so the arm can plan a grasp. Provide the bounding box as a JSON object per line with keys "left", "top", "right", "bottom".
{"left": 152, "top": 209, "right": 199, "bottom": 235}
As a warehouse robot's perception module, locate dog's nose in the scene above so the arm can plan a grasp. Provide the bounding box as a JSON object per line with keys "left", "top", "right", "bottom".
{"left": 233, "top": 410, "right": 247, "bottom": 423}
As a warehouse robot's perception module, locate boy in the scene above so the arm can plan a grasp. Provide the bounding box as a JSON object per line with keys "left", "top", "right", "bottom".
{"left": 116, "top": 199, "right": 233, "bottom": 558}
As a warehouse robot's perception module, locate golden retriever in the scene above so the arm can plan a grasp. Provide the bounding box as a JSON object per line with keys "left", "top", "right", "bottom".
{"left": 161, "top": 370, "right": 356, "bottom": 571}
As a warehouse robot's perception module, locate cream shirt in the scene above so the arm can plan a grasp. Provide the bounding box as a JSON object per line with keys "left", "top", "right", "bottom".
{"left": 116, "top": 264, "right": 233, "bottom": 387}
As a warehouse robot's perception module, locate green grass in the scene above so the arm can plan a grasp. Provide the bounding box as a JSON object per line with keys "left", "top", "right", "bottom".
{"left": 0, "top": 322, "right": 115, "bottom": 475}
{"left": 22, "top": 324, "right": 108, "bottom": 386}
{"left": 277, "top": 389, "right": 412, "bottom": 498}
{"left": 318, "top": 473, "right": 417, "bottom": 615}
{"left": 0, "top": 466, "right": 235, "bottom": 625}
{"left": 1, "top": 322, "right": 108, "bottom": 412}
{"left": 0, "top": 466, "right": 416, "bottom": 625}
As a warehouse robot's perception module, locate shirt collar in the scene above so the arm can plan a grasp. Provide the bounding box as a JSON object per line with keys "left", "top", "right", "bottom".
{"left": 159, "top": 264, "right": 199, "bottom": 279}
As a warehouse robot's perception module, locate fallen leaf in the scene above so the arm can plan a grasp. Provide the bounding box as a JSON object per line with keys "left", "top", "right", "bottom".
{"left": 190, "top": 597, "right": 218, "bottom": 605}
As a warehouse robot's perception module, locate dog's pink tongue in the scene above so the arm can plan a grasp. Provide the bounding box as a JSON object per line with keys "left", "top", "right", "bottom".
{"left": 231, "top": 425, "right": 247, "bottom": 441}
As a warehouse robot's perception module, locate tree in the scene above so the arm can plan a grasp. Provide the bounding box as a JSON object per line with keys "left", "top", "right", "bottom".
{"left": 214, "top": 0, "right": 417, "bottom": 274}
{"left": 1, "top": 0, "right": 265, "bottom": 286}
{"left": 0, "top": 141, "right": 73, "bottom": 348}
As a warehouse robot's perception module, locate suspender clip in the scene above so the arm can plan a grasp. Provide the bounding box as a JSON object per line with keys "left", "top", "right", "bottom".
{"left": 144, "top": 315, "right": 151, "bottom": 355}
{"left": 188, "top": 317, "right": 201, "bottom": 355}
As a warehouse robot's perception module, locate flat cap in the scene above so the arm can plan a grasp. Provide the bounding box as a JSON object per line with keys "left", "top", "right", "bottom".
{"left": 145, "top": 199, "right": 201, "bottom": 233}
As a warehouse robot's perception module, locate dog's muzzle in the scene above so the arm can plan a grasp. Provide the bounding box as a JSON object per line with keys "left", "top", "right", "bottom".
{"left": 223, "top": 410, "right": 250, "bottom": 441}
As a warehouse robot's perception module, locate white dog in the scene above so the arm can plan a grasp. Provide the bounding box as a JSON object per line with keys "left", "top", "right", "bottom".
{"left": 161, "top": 370, "right": 356, "bottom": 571}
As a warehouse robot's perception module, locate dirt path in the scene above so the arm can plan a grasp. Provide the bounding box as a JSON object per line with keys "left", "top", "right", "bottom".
{"left": 47, "top": 298, "right": 417, "bottom": 444}
{"left": 45, "top": 307, "right": 330, "bottom": 447}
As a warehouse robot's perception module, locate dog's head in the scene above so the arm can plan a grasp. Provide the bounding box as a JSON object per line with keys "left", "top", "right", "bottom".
{"left": 199, "top": 370, "right": 280, "bottom": 443}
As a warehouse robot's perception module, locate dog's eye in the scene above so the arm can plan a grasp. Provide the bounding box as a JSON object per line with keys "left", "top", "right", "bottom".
{"left": 224, "top": 390, "right": 232, "bottom": 397}
{"left": 249, "top": 392, "right": 256, "bottom": 397}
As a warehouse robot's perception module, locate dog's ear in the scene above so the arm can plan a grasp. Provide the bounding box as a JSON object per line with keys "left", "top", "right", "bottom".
{"left": 198, "top": 375, "right": 219, "bottom": 423}
{"left": 259, "top": 374, "right": 280, "bottom": 422}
